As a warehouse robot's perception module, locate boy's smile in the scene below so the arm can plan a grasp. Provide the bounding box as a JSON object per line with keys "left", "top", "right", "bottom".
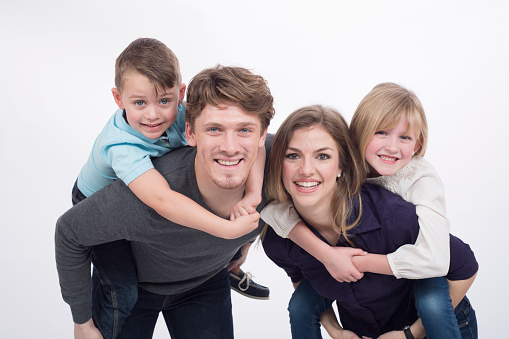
{"left": 112, "top": 70, "right": 186, "bottom": 139}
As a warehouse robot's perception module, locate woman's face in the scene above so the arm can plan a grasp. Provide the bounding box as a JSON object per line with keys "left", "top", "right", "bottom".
{"left": 282, "top": 125, "right": 342, "bottom": 211}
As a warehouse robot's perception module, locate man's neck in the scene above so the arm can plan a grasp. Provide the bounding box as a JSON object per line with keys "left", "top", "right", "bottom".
{"left": 194, "top": 158, "right": 245, "bottom": 219}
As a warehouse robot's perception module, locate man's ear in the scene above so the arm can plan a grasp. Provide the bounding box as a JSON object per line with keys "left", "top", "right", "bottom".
{"left": 111, "top": 88, "right": 125, "bottom": 110}
{"left": 178, "top": 83, "right": 186, "bottom": 106}
{"left": 186, "top": 122, "right": 197, "bottom": 146}
{"left": 258, "top": 127, "right": 268, "bottom": 147}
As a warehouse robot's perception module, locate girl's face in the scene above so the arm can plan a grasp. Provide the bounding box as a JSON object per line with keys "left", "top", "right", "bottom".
{"left": 282, "top": 125, "right": 342, "bottom": 211}
{"left": 365, "top": 114, "right": 421, "bottom": 177}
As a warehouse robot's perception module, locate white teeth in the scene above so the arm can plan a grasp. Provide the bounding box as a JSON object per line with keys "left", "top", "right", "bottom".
{"left": 379, "top": 155, "right": 397, "bottom": 161}
{"left": 217, "top": 159, "right": 240, "bottom": 166}
{"left": 295, "top": 181, "right": 319, "bottom": 188}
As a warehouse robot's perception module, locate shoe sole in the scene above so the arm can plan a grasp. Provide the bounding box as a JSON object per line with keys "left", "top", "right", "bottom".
{"left": 230, "top": 285, "right": 270, "bottom": 300}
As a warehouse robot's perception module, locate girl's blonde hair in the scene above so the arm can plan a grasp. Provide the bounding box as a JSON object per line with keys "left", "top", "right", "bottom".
{"left": 350, "top": 83, "right": 428, "bottom": 175}
{"left": 265, "top": 105, "right": 366, "bottom": 242}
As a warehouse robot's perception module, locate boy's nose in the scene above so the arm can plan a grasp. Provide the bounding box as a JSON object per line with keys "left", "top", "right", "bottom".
{"left": 145, "top": 107, "right": 159, "bottom": 120}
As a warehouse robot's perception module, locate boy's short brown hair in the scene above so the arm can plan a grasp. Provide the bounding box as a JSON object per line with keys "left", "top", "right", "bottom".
{"left": 115, "top": 38, "right": 181, "bottom": 95}
{"left": 185, "top": 65, "right": 275, "bottom": 133}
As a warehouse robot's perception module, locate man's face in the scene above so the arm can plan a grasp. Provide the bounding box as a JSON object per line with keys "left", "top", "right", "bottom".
{"left": 186, "top": 104, "right": 267, "bottom": 191}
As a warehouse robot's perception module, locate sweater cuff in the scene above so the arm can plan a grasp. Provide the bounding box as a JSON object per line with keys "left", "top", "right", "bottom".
{"left": 71, "top": 302, "right": 93, "bottom": 325}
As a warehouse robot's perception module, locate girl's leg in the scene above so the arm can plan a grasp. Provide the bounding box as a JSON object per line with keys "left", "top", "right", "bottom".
{"left": 455, "top": 296, "right": 478, "bottom": 339}
{"left": 288, "top": 279, "right": 334, "bottom": 339}
{"left": 91, "top": 240, "right": 138, "bottom": 339}
{"left": 414, "top": 277, "right": 461, "bottom": 339}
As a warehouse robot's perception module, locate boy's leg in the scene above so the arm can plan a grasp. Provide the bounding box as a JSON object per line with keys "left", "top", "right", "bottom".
{"left": 288, "top": 279, "right": 334, "bottom": 339}
{"left": 116, "top": 287, "right": 163, "bottom": 339}
{"left": 91, "top": 240, "right": 138, "bottom": 339}
{"left": 455, "top": 296, "right": 478, "bottom": 339}
{"left": 228, "top": 245, "right": 270, "bottom": 300}
{"left": 162, "top": 268, "right": 234, "bottom": 339}
{"left": 414, "top": 277, "right": 461, "bottom": 339}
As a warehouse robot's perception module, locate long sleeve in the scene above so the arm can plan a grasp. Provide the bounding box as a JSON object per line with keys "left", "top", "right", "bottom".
{"left": 376, "top": 158, "right": 451, "bottom": 279}
{"left": 260, "top": 200, "right": 302, "bottom": 238}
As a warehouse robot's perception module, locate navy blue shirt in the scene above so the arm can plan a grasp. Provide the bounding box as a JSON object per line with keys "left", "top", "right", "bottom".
{"left": 262, "top": 183, "right": 478, "bottom": 337}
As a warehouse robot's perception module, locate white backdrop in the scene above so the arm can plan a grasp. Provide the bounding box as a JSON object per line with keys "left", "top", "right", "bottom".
{"left": 1, "top": 1, "right": 507, "bottom": 338}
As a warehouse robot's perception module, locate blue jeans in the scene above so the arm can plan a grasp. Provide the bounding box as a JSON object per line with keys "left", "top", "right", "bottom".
{"left": 414, "top": 277, "right": 461, "bottom": 339}
{"left": 288, "top": 279, "right": 334, "bottom": 339}
{"left": 289, "top": 277, "right": 477, "bottom": 339}
{"left": 117, "top": 268, "right": 234, "bottom": 339}
{"left": 72, "top": 181, "right": 138, "bottom": 339}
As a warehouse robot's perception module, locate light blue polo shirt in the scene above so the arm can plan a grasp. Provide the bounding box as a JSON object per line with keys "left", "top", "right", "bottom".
{"left": 77, "top": 105, "right": 187, "bottom": 197}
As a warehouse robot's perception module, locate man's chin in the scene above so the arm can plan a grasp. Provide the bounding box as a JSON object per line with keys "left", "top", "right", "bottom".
{"left": 212, "top": 177, "right": 245, "bottom": 190}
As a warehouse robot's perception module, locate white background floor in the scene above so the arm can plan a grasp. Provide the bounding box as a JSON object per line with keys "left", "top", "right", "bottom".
{"left": 1, "top": 1, "right": 508, "bottom": 337}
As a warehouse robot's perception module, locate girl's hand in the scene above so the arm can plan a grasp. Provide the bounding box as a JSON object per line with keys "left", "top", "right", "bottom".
{"left": 322, "top": 247, "right": 367, "bottom": 282}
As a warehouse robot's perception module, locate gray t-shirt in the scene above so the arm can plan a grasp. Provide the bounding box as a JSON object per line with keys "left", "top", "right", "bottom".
{"left": 55, "top": 135, "right": 272, "bottom": 323}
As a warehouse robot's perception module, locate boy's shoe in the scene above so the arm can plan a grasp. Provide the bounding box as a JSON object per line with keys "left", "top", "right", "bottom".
{"left": 229, "top": 270, "right": 270, "bottom": 300}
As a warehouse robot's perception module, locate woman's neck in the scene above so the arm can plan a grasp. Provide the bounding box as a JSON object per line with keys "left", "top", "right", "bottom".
{"left": 295, "top": 203, "right": 339, "bottom": 245}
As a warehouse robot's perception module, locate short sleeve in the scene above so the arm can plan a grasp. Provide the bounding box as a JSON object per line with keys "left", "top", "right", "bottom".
{"left": 103, "top": 143, "right": 155, "bottom": 186}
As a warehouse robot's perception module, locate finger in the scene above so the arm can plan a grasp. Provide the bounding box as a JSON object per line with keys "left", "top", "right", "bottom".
{"left": 230, "top": 210, "right": 236, "bottom": 221}
{"left": 237, "top": 207, "right": 249, "bottom": 217}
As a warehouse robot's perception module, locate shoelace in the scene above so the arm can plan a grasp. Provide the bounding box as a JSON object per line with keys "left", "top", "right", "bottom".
{"left": 238, "top": 271, "right": 254, "bottom": 291}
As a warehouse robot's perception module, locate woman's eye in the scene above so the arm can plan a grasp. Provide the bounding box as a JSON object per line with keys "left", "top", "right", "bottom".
{"left": 285, "top": 153, "right": 299, "bottom": 160}
{"left": 317, "top": 154, "right": 330, "bottom": 160}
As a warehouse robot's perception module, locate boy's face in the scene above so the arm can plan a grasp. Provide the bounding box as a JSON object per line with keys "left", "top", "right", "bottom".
{"left": 112, "top": 70, "right": 186, "bottom": 139}
{"left": 186, "top": 104, "right": 267, "bottom": 191}
{"left": 365, "top": 114, "right": 421, "bottom": 176}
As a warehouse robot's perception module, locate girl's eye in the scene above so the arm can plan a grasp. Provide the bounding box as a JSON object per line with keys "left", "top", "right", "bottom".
{"left": 375, "top": 131, "right": 387, "bottom": 136}
{"left": 400, "top": 135, "right": 412, "bottom": 141}
{"left": 285, "top": 153, "right": 299, "bottom": 160}
{"left": 134, "top": 100, "right": 145, "bottom": 106}
{"left": 317, "top": 154, "right": 330, "bottom": 160}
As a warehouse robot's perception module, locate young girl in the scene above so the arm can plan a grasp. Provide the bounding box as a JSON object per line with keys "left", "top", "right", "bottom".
{"left": 261, "top": 83, "right": 477, "bottom": 338}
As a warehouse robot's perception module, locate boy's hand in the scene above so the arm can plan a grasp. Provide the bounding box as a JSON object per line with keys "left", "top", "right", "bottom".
{"left": 376, "top": 330, "right": 406, "bottom": 339}
{"left": 74, "top": 319, "right": 103, "bottom": 339}
{"left": 322, "top": 247, "right": 367, "bottom": 283}
{"left": 231, "top": 192, "right": 261, "bottom": 220}
{"left": 226, "top": 212, "right": 260, "bottom": 239}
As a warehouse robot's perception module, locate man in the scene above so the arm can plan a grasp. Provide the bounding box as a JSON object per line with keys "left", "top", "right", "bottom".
{"left": 55, "top": 65, "right": 275, "bottom": 338}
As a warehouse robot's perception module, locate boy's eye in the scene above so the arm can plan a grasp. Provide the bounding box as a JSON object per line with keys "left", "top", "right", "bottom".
{"left": 160, "top": 99, "right": 170, "bottom": 105}
{"left": 285, "top": 153, "right": 299, "bottom": 160}
{"left": 317, "top": 154, "right": 330, "bottom": 160}
{"left": 134, "top": 100, "right": 145, "bottom": 106}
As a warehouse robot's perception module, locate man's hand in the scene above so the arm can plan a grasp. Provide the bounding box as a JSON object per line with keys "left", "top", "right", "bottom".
{"left": 74, "top": 319, "right": 103, "bottom": 339}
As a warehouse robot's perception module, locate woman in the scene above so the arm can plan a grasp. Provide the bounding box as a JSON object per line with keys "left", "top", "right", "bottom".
{"left": 261, "top": 105, "right": 477, "bottom": 338}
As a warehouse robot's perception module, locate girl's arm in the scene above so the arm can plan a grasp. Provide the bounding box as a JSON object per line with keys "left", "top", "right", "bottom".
{"left": 261, "top": 201, "right": 366, "bottom": 282}
{"left": 128, "top": 169, "right": 260, "bottom": 239}
{"left": 231, "top": 145, "right": 265, "bottom": 218}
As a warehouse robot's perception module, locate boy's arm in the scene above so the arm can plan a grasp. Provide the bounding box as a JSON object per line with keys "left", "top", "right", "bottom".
{"left": 128, "top": 169, "right": 259, "bottom": 239}
{"left": 231, "top": 145, "right": 265, "bottom": 218}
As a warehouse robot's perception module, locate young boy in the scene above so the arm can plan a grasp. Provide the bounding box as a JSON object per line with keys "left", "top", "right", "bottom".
{"left": 73, "top": 38, "right": 269, "bottom": 338}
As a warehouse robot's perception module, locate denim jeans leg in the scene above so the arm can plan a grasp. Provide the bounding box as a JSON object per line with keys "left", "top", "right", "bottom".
{"left": 288, "top": 279, "right": 334, "bottom": 339}
{"left": 455, "top": 296, "right": 478, "bottom": 339}
{"left": 162, "top": 268, "right": 234, "bottom": 339}
{"left": 116, "top": 287, "right": 164, "bottom": 339}
{"left": 91, "top": 240, "right": 139, "bottom": 339}
{"left": 414, "top": 277, "right": 461, "bottom": 339}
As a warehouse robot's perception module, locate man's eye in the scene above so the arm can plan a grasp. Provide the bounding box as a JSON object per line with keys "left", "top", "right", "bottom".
{"left": 240, "top": 128, "right": 250, "bottom": 133}
{"left": 207, "top": 127, "right": 219, "bottom": 132}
